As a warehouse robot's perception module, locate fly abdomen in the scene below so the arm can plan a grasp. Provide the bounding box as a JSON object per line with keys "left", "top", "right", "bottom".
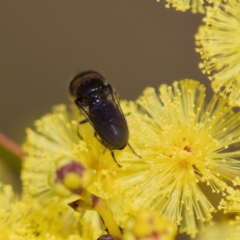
{"left": 89, "top": 99, "right": 128, "bottom": 150}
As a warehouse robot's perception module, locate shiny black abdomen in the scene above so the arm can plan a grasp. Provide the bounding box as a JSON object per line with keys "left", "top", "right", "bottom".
{"left": 89, "top": 99, "right": 129, "bottom": 150}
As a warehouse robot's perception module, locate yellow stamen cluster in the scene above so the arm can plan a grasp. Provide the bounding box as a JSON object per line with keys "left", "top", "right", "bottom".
{"left": 196, "top": 0, "right": 240, "bottom": 106}
{"left": 219, "top": 188, "right": 240, "bottom": 213}
{"left": 218, "top": 186, "right": 240, "bottom": 237}
{"left": 123, "top": 79, "right": 240, "bottom": 237}
{"left": 21, "top": 103, "right": 149, "bottom": 238}
{"left": 157, "top": 0, "right": 205, "bottom": 13}
{"left": 0, "top": 182, "right": 99, "bottom": 239}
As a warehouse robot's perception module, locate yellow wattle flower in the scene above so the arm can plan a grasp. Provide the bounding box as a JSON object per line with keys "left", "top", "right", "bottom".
{"left": 22, "top": 102, "right": 149, "bottom": 238}
{"left": 196, "top": 0, "right": 240, "bottom": 106}
{"left": 122, "top": 79, "right": 240, "bottom": 238}
{"left": 0, "top": 182, "right": 98, "bottom": 239}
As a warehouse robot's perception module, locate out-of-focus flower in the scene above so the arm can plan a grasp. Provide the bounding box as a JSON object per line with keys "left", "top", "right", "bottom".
{"left": 219, "top": 187, "right": 240, "bottom": 213}
{"left": 122, "top": 79, "right": 240, "bottom": 237}
{"left": 196, "top": 222, "right": 240, "bottom": 240}
{"left": 196, "top": 0, "right": 240, "bottom": 106}
{"left": 219, "top": 185, "right": 240, "bottom": 236}
{"left": 157, "top": 0, "right": 206, "bottom": 13}
{"left": 0, "top": 182, "right": 22, "bottom": 239}
{"left": 122, "top": 210, "right": 177, "bottom": 240}
{"left": 0, "top": 182, "right": 104, "bottom": 239}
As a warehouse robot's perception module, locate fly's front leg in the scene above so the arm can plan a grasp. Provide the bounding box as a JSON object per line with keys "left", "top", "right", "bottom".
{"left": 110, "top": 151, "right": 122, "bottom": 168}
{"left": 79, "top": 119, "right": 89, "bottom": 125}
{"left": 128, "top": 143, "right": 141, "bottom": 159}
{"left": 76, "top": 119, "right": 89, "bottom": 140}
{"left": 94, "top": 131, "right": 104, "bottom": 144}
{"left": 94, "top": 132, "right": 122, "bottom": 168}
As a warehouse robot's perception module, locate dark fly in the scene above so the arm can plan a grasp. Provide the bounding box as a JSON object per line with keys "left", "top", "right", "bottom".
{"left": 69, "top": 70, "right": 138, "bottom": 167}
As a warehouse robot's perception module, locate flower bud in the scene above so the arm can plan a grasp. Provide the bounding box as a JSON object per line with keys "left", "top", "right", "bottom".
{"left": 49, "top": 159, "right": 95, "bottom": 198}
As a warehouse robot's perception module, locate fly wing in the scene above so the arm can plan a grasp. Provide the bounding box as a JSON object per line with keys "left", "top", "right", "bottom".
{"left": 79, "top": 85, "right": 129, "bottom": 150}
{"left": 107, "top": 84, "right": 127, "bottom": 124}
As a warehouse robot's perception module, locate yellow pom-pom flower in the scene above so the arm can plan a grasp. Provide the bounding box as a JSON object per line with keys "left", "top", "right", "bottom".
{"left": 196, "top": 0, "right": 240, "bottom": 106}
{"left": 122, "top": 79, "right": 240, "bottom": 237}
{"left": 0, "top": 182, "right": 104, "bottom": 239}
{"left": 22, "top": 103, "right": 149, "bottom": 238}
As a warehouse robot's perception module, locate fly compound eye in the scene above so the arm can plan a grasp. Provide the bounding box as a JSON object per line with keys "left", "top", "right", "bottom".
{"left": 69, "top": 76, "right": 81, "bottom": 96}
{"left": 69, "top": 70, "right": 105, "bottom": 97}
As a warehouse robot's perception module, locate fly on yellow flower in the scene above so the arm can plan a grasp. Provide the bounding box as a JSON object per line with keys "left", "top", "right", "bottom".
{"left": 122, "top": 79, "right": 240, "bottom": 238}
{"left": 22, "top": 104, "right": 147, "bottom": 200}
{"left": 22, "top": 103, "right": 148, "bottom": 238}
{"left": 196, "top": 0, "right": 240, "bottom": 106}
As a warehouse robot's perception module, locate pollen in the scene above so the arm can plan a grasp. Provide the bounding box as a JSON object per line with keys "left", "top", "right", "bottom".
{"left": 125, "top": 79, "right": 240, "bottom": 237}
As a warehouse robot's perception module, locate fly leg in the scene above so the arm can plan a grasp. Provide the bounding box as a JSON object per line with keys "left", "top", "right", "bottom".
{"left": 76, "top": 119, "right": 89, "bottom": 140}
{"left": 79, "top": 119, "right": 89, "bottom": 124}
{"left": 123, "top": 112, "right": 141, "bottom": 159}
{"left": 128, "top": 143, "right": 141, "bottom": 159}
{"left": 94, "top": 133, "right": 122, "bottom": 168}
{"left": 110, "top": 151, "right": 122, "bottom": 168}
